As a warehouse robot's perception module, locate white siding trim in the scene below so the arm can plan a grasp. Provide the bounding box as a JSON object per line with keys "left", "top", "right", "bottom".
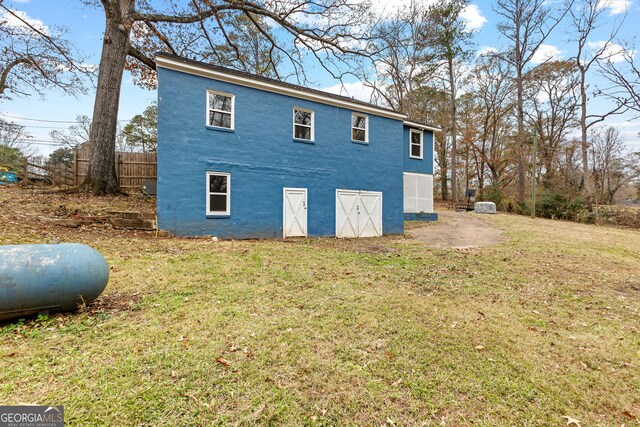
{"left": 403, "top": 120, "right": 441, "bottom": 132}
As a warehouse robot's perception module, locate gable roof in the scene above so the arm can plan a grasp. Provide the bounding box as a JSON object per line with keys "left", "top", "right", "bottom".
{"left": 155, "top": 52, "right": 440, "bottom": 131}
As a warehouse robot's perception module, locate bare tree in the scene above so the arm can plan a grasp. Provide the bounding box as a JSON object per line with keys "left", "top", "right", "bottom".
{"left": 570, "top": 0, "right": 629, "bottom": 207}
{"left": 494, "top": 0, "right": 572, "bottom": 204}
{"left": 590, "top": 126, "right": 640, "bottom": 204}
{"left": 0, "top": 119, "right": 36, "bottom": 157}
{"left": 0, "top": 4, "right": 91, "bottom": 99}
{"left": 82, "top": 0, "right": 375, "bottom": 194}
{"left": 416, "top": 86, "right": 451, "bottom": 200}
{"left": 364, "top": 0, "right": 439, "bottom": 115}
{"left": 465, "top": 53, "right": 515, "bottom": 197}
{"left": 597, "top": 41, "right": 639, "bottom": 114}
{"left": 49, "top": 115, "right": 91, "bottom": 148}
{"left": 428, "top": 0, "right": 474, "bottom": 204}
{"left": 524, "top": 60, "right": 580, "bottom": 187}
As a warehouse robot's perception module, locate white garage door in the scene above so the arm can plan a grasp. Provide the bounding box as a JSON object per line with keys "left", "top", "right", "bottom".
{"left": 336, "top": 190, "right": 382, "bottom": 238}
{"left": 403, "top": 172, "right": 433, "bottom": 213}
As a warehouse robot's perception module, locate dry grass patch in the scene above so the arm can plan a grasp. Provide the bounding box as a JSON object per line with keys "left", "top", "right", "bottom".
{"left": 0, "top": 189, "right": 639, "bottom": 425}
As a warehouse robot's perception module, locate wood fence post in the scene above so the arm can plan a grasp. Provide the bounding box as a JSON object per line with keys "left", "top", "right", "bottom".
{"left": 116, "top": 153, "right": 121, "bottom": 181}
{"left": 74, "top": 148, "right": 79, "bottom": 186}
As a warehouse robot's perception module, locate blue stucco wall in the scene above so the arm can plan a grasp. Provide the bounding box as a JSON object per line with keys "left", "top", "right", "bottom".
{"left": 157, "top": 68, "right": 405, "bottom": 238}
{"left": 403, "top": 127, "right": 434, "bottom": 174}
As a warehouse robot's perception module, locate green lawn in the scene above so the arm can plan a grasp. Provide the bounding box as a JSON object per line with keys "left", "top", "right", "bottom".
{"left": 0, "top": 191, "right": 639, "bottom": 425}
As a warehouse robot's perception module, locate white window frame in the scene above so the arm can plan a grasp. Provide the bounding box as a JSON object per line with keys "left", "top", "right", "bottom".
{"left": 351, "top": 112, "right": 368, "bottom": 143}
{"left": 292, "top": 107, "right": 315, "bottom": 141}
{"left": 409, "top": 129, "right": 423, "bottom": 159}
{"left": 206, "top": 172, "right": 231, "bottom": 215}
{"left": 206, "top": 90, "right": 235, "bottom": 130}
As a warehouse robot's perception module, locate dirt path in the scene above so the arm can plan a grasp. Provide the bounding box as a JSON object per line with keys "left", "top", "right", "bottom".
{"left": 407, "top": 211, "right": 508, "bottom": 249}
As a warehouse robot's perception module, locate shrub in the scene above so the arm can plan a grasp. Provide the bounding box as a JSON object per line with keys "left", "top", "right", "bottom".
{"left": 532, "top": 191, "right": 588, "bottom": 221}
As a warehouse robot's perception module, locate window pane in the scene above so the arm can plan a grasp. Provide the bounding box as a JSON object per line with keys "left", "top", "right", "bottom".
{"left": 209, "top": 111, "right": 231, "bottom": 128}
{"left": 411, "top": 132, "right": 421, "bottom": 145}
{"left": 209, "top": 175, "right": 227, "bottom": 193}
{"left": 352, "top": 128, "right": 366, "bottom": 141}
{"left": 210, "top": 94, "right": 232, "bottom": 112}
{"left": 295, "top": 110, "right": 312, "bottom": 125}
{"left": 295, "top": 125, "right": 311, "bottom": 140}
{"left": 352, "top": 115, "right": 366, "bottom": 129}
{"left": 411, "top": 143, "right": 421, "bottom": 157}
{"left": 209, "top": 194, "right": 227, "bottom": 212}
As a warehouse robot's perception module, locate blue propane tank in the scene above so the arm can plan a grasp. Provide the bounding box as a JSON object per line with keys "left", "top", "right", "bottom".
{"left": 0, "top": 243, "right": 109, "bottom": 321}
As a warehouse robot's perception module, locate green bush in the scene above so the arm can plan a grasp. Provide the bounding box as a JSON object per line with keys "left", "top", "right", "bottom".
{"left": 0, "top": 145, "right": 25, "bottom": 174}
{"left": 531, "top": 191, "right": 588, "bottom": 221}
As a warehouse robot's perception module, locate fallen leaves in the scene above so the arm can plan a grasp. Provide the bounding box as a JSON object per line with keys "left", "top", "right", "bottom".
{"left": 215, "top": 357, "right": 230, "bottom": 368}
{"left": 562, "top": 415, "right": 581, "bottom": 426}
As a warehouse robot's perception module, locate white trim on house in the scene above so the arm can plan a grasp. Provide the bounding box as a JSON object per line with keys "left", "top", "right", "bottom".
{"left": 292, "top": 107, "right": 315, "bottom": 141}
{"left": 206, "top": 90, "right": 235, "bottom": 130}
{"left": 206, "top": 171, "right": 231, "bottom": 215}
{"left": 157, "top": 56, "right": 407, "bottom": 120}
{"left": 403, "top": 120, "right": 441, "bottom": 132}
{"left": 351, "top": 112, "right": 369, "bottom": 143}
{"left": 409, "top": 128, "right": 423, "bottom": 159}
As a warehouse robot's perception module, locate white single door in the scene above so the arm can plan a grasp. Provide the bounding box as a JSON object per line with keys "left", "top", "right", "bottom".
{"left": 283, "top": 188, "right": 307, "bottom": 237}
{"left": 359, "top": 191, "right": 383, "bottom": 237}
{"left": 336, "top": 190, "right": 360, "bottom": 238}
{"left": 336, "top": 190, "right": 383, "bottom": 238}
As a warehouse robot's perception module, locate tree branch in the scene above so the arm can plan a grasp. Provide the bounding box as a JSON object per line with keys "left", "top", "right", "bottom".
{"left": 127, "top": 46, "right": 156, "bottom": 70}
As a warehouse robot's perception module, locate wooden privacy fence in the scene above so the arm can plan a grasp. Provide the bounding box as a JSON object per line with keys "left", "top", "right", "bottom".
{"left": 74, "top": 147, "right": 157, "bottom": 190}
{"left": 23, "top": 148, "right": 157, "bottom": 191}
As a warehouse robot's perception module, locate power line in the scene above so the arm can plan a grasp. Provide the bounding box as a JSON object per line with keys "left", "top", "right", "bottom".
{"left": 1, "top": 113, "right": 131, "bottom": 123}
{"left": 21, "top": 142, "right": 65, "bottom": 146}
{"left": 1, "top": 114, "right": 80, "bottom": 124}
{"left": 15, "top": 139, "right": 67, "bottom": 146}
{"left": 16, "top": 125, "right": 71, "bottom": 129}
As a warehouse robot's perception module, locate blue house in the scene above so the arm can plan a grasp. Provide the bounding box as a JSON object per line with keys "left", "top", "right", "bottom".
{"left": 156, "top": 53, "right": 439, "bottom": 238}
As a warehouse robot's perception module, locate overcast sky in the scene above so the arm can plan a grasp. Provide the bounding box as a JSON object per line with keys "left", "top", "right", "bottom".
{"left": 1, "top": 0, "right": 639, "bottom": 156}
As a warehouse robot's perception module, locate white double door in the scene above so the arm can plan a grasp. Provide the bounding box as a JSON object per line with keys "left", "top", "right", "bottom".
{"left": 336, "top": 190, "right": 383, "bottom": 238}
{"left": 283, "top": 188, "right": 307, "bottom": 237}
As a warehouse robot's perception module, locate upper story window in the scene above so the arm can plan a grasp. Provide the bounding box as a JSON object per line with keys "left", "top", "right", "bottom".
{"left": 207, "top": 90, "right": 234, "bottom": 129}
{"left": 293, "top": 107, "right": 314, "bottom": 141}
{"left": 352, "top": 113, "right": 368, "bottom": 142}
{"left": 410, "top": 129, "right": 423, "bottom": 159}
{"left": 206, "top": 172, "right": 230, "bottom": 215}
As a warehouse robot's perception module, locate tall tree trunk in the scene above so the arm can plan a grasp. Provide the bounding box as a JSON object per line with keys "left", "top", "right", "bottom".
{"left": 479, "top": 139, "right": 486, "bottom": 196}
{"left": 579, "top": 67, "right": 593, "bottom": 209}
{"left": 449, "top": 57, "right": 458, "bottom": 204}
{"left": 84, "top": 0, "right": 134, "bottom": 195}
{"left": 440, "top": 167, "right": 448, "bottom": 201}
{"left": 516, "top": 66, "right": 526, "bottom": 204}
